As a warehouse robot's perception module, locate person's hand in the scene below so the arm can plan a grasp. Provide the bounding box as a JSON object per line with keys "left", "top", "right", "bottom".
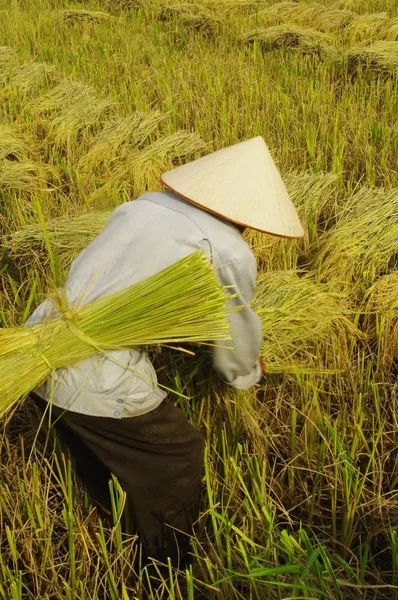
{"left": 259, "top": 356, "right": 266, "bottom": 376}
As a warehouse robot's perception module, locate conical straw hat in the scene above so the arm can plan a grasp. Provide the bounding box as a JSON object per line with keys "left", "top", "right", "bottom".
{"left": 161, "top": 136, "right": 304, "bottom": 238}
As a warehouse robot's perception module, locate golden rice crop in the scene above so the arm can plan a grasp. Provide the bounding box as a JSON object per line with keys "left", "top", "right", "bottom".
{"left": 253, "top": 270, "right": 359, "bottom": 372}
{"left": 157, "top": 3, "right": 221, "bottom": 37}
{"left": 345, "top": 13, "right": 389, "bottom": 42}
{"left": 256, "top": 3, "right": 353, "bottom": 32}
{"left": 78, "top": 111, "right": 167, "bottom": 172}
{"left": 0, "top": 160, "right": 54, "bottom": 192}
{"left": 88, "top": 130, "right": 207, "bottom": 201}
{"left": 313, "top": 187, "right": 398, "bottom": 294}
{"left": 30, "top": 80, "right": 114, "bottom": 151}
{"left": 243, "top": 25, "right": 336, "bottom": 58}
{"left": 379, "top": 16, "right": 398, "bottom": 41}
{"left": 5, "top": 211, "right": 111, "bottom": 269}
{"left": 0, "top": 251, "right": 233, "bottom": 418}
{"left": 346, "top": 40, "right": 398, "bottom": 75}
{"left": 8, "top": 61, "right": 58, "bottom": 95}
{"left": 364, "top": 272, "right": 398, "bottom": 370}
{"left": 0, "top": 125, "right": 31, "bottom": 162}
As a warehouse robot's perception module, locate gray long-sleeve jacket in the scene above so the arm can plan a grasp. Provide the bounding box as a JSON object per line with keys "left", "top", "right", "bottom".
{"left": 27, "top": 191, "right": 263, "bottom": 418}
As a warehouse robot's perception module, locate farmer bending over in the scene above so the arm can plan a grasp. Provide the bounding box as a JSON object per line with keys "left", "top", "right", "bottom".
{"left": 27, "top": 137, "right": 303, "bottom": 570}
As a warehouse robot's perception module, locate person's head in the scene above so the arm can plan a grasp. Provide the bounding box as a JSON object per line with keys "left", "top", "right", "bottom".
{"left": 160, "top": 137, "right": 304, "bottom": 240}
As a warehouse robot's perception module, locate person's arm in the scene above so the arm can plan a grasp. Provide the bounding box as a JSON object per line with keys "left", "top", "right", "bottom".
{"left": 212, "top": 253, "right": 263, "bottom": 390}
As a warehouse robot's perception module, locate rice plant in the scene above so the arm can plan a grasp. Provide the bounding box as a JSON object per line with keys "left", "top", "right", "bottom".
{"left": 346, "top": 40, "right": 398, "bottom": 75}
{"left": 0, "top": 0, "right": 397, "bottom": 598}
{"left": 243, "top": 24, "right": 337, "bottom": 58}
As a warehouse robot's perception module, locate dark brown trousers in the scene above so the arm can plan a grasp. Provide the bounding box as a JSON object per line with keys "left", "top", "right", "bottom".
{"left": 32, "top": 393, "right": 204, "bottom": 567}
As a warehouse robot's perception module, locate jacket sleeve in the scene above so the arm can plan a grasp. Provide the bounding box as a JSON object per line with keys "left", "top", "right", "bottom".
{"left": 212, "top": 253, "right": 263, "bottom": 390}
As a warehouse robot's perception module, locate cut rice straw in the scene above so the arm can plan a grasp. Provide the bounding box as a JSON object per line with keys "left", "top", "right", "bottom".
{"left": 0, "top": 251, "right": 235, "bottom": 418}
{"left": 253, "top": 270, "right": 360, "bottom": 372}
{"left": 313, "top": 186, "right": 398, "bottom": 294}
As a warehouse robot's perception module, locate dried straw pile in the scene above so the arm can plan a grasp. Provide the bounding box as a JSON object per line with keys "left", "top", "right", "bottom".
{"left": 243, "top": 25, "right": 336, "bottom": 58}
{"left": 0, "top": 251, "right": 233, "bottom": 418}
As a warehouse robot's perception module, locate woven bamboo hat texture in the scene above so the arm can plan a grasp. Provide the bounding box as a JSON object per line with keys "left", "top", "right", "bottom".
{"left": 161, "top": 136, "right": 304, "bottom": 238}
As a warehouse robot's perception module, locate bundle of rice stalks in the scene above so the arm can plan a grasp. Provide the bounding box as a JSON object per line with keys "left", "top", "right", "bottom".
{"left": 157, "top": 3, "right": 221, "bottom": 38}
{"left": 243, "top": 25, "right": 336, "bottom": 58}
{"left": 207, "top": 0, "right": 262, "bottom": 15}
{"left": 245, "top": 171, "right": 339, "bottom": 271}
{"left": 31, "top": 80, "right": 114, "bottom": 150}
{"left": 106, "top": 0, "right": 144, "bottom": 11}
{"left": 0, "top": 126, "right": 56, "bottom": 194}
{"left": 379, "top": 16, "right": 398, "bottom": 41}
{"left": 255, "top": 3, "right": 350, "bottom": 31}
{"left": 364, "top": 273, "right": 398, "bottom": 370}
{"left": 0, "top": 251, "right": 233, "bottom": 418}
{"left": 78, "top": 111, "right": 167, "bottom": 172}
{"left": 252, "top": 270, "right": 359, "bottom": 372}
{"left": 313, "top": 8, "right": 353, "bottom": 33}
{"left": 313, "top": 187, "right": 398, "bottom": 295}
{"left": 5, "top": 211, "right": 111, "bottom": 269}
{"left": 256, "top": 1, "right": 318, "bottom": 25}
{"left": 61, "top": 9, "right": 113, "bottom": 23}
{"left": 345, "top": 13, "right": 389, "bottom": 43}
{"left": 89, "top": 130, "right": 207, "bottom": 200}
{"left": 0, "top": 160, "right": 54, "bottom": 193}
{"left": 345, "top": 41, "right": 398, "bottom": 75}
{"left": 0, "top": 126, "right": 31, "bottom": 162}
{"left": 7, "top": 61, "right": 58, "bottom": 95}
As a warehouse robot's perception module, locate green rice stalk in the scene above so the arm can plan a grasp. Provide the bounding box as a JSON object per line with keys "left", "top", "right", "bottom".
{"left": 252, "top": 270, "right": 360, "bottom": 371}
{"left": 243, "top": 25, "right": 336, "bottom": 58}
{"left": 0, "top": 251, "right": 234, "bottom": 418}
{"left": 345, "top": 41, "right": 398, "bottom": 75}
{"left": 313, "top": 187, "right": 398, "bottom": 294}
{"left": 61, "top": 9, "right": 113, "bottom": 23}
{"left": 78, "top": 111, "right": 167, "bottom": 172}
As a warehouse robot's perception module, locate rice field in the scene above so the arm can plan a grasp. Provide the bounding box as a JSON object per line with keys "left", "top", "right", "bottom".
{"left": 0, "top": 0, "right": 397, "bottom": 598}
